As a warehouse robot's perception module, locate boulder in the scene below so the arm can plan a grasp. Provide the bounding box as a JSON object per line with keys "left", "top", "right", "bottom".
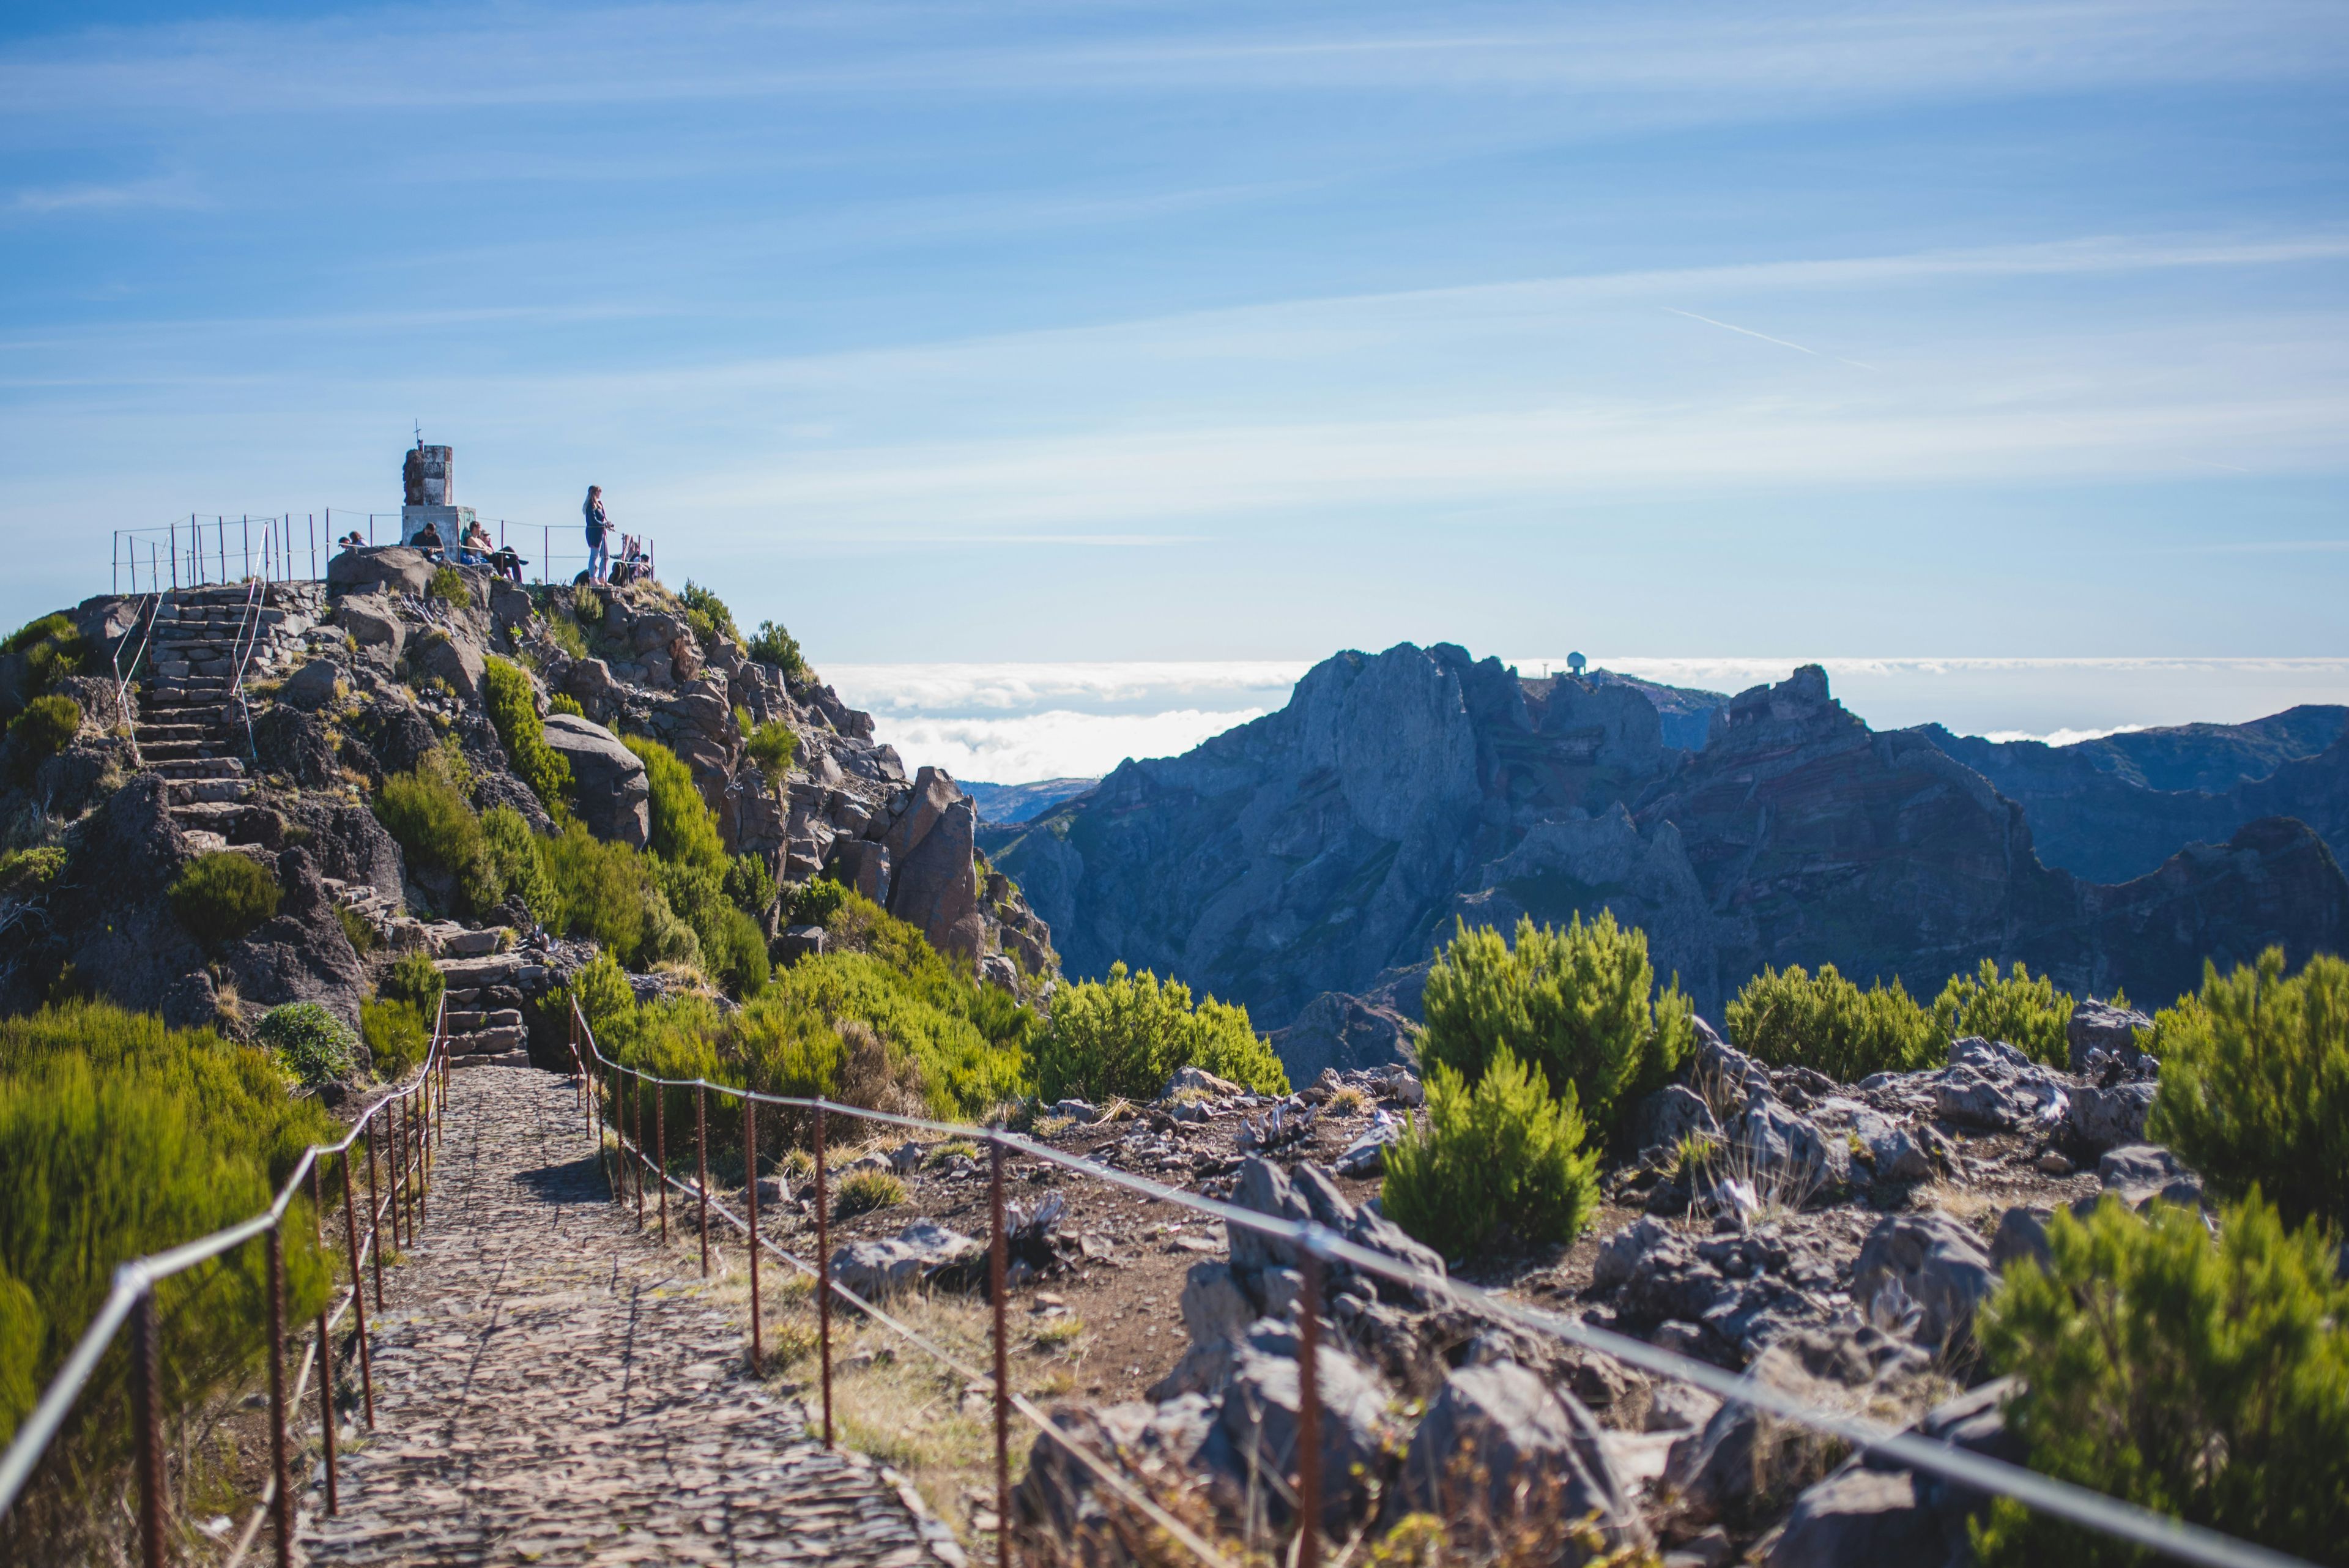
{"left": 1224, "top": 1157, "right": 1446, "bottom": 1306}
{"left": 1854, "top": 1112, "right": 1936, "bottom": 1183}
{"left": 1333, "top": 1112, "right": 1403, "bottom": 1178}
{"left": 541, "top": 713, "right": 651, "bottom": 848}
{"left": 414, "top": 630, "right": 486, "bottom": 702}
{"left": 1214, "top": 1340, "right": 1395, "bottom": 1533}
{"left": 1147, "top": 1263, "right": 1260, "bottom": 1400}
{"left": 2067, "top": 1079, "right": 2156, "bottom": 1151}
{"left": 2096, "top": 1143, "right": 2205, "bottom": 1211}
{"left": 828, "top": 1220, "right": 982, "bottom": 1299}
{"left": 1850, "top": 1214, "right": 1995, "bottom": 1355}
{"left": 333, "top": 601, "right": 404, "bottom": 662}
{"left": 2068, "top": 998, "right": 2155, "bottom": 1072}
{"left": 1015, "top": 1395, "right": 1219, "bottom": 1543}
{"left": 1988, "top": 1205, "right": 2055, "bottom": 1274}
{"left": 1630, "top": 1083, "right": 1721, "bottom": 1161}
{"left": 279, "top": 659, "right": 345, "bottom": 713}
{"left": 1397, "top": 1362, "right": 1649, "bottom": 1557}
{"left": 1167, "top": 1064, "right": 1244, "bottom": 1099}
{"left": 887, "top": 794, "right": 984, "bottom": 960}
{"left": 1724, "top": 1093, "right": 1830, "bottom": 1201}
{"left": 1761, "top": 1469, "right": 1943, "bottom": 1567}
{"left": 327, "top": 545, "right": 434, "bottom": 597}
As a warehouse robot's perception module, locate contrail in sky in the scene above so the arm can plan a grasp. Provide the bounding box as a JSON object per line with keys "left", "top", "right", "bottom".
{"left": 1663, "top": 305, "right": 1874, "bottom": 369}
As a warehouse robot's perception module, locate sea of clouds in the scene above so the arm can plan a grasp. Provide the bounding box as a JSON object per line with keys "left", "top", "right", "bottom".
{"left": 824, "top": 656, "right": 2349, "bottom": 785}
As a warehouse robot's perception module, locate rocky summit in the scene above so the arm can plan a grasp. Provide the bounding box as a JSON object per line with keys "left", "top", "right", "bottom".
{"left": 984, "top": 643, "right": 2349, "bottom": 1066}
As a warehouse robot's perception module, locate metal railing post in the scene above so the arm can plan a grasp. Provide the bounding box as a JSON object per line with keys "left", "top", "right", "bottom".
{"left": 316, "top": 1309, "right": 337, "bottom": 1517}
{"left": 744, "top": 1095, "right": 762, "bottom": 1377}
{"left": 990, "top": 1139, "right": 1009, "bottom": 1568}
{"left": 387, "top": 1099, "right": 404, "bottom": 1252}
{"left": 696, "top": 1083, "right": 710, "bottom": 1276}
{"left": 655, "top": 1081, "right": 668, "bottom": 1244}
{"left": 815, "top": 1105, "right": 831, "bottom": 1444}
{"left": 340, "top": 1151, "right": 375, "bottom": 1426}
{"left": 633, "top": 1076, "right": 645, "bottom": 1227}
{"left": 130, "top": 1287, "right": 165, "bottom": 1568}
{"left": 1298, "top": 1252, "right": 1323, "bottom": 1568}
{"left": 265, "top": 1226, "right": 291, "bottom": 1568}
{"left": 366, "top": 1124, "right": 385, "bottom": 1309}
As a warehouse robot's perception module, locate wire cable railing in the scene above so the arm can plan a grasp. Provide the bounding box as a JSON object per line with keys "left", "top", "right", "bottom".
{"left": 566, "top": 1000, "right": 2312, "bottom": 1568}
{"left": 0, "top": 998, "right": 455, "bottom": 1568}
{"left": 113, "top": 513, "right": 657, "bottom": 594}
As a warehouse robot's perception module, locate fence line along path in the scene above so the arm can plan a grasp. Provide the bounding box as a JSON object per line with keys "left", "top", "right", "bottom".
{"left": 300, "top": 1065, "right": 956, "bottom": 1567}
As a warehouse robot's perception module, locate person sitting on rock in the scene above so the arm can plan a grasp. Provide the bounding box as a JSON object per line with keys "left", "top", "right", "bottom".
{"left": 412, "top": 520, "right": 445, "bottom": 559}
{"left": 459, "top": 520, "right": 495, "bottom": 566}
{"left": 489, "top": 543, "right": 526, "bottom": 583}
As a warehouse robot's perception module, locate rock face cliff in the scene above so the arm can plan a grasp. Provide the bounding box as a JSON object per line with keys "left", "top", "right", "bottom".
{"left": 1917, "top": 706, "right": 2349, "bottom": 883}
{"left": 986, "top": 645, "right": 2348, "bottom": 1056}
{"left": 0, "top": 555, "right": 1054, "bottom": 1031}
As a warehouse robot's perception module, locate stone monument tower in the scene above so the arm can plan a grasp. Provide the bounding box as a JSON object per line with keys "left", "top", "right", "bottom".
{"left": 400, "top": 440, "right": 476, "bottom": 545}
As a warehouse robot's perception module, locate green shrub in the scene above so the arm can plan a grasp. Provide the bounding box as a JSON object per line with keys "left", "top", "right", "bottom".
{"left": 738, "top": 706, "right": 800, "bottom": 780}
{"left": 657, "top": 858, "right": 770, "bottom": 998}
{"left": 725, "top": 851, "right": 777, "bottom": 921}
{"left": 544, "top": 615, "right": 589, "bottom": 662}
{"left": 1729, "top": 962, "right": 1941, "bottom": 1080}
{"left": 256, "top": 1003, "right": 357, "bottom": 1087}
{"left": 2148, "top": 948, "right": 2348, "bottom": 1231}
{"left": 482, "top": 804, "right": 558, "bottom": 925}
{"left": 835, "top": 1169, "right": 906, "bottom": 1217}
{"left": 789, "top": 876, "right": 850, "bottom": 928}
{"left": 1972, "top": 1192, "right": 2349, "bottom": 1566}
{"left": 481, "top": 656, "right": 573, "bottom": 818}
{"left": 1931, "top": 957, "right": 2073, "bottom": 1066}
{"left": 549, "top": 692, "right": 584, "bottom": 718}
{"left": 379, "top": 949, "right": 446, "bottom": 1016}
{"left": 7, "top": 695, "right": 81, "bottom": 781}
{"left": 623, "top": 734, "right": 727, "bottom": 873}
{"left": 538, "top": 821, "right": 699, "bottom": 967}
{"left": 168, "top": 852, "right": 281, "bottom": 946}
{"left": 680, "top": 581, "right": 741, "bottom": 649}
{"left": 426, "top": 564, "right": 470, "bottom": 605}
{"left": 0, "top": 846, "right": 67, "bottom": 899}
{"left": 0, "top": 1002, "right": 335, "bottom": 1497}
{"left": 748, "top": 619, "right": 808, "bottom": 682}
{"left": 360, "top": 997, "right": 430, "bottom": 1080}
{"left": 1419, "top": 912, "right": 1693, "bottom": 1143}
{"left": 334, "top": 903, "right": 375, "bottom": 954}
{"left": 374, "top": 754, "right": 502, "bottom": 916}
{"left": 1, "top": 612, "right": 91, "bottom": 721}
{"left": 1382, "top": 1047, "right": 1600, "bottom": 1260}
{"left": 1033, "top": 960, "right": 1285, "bottom": 1104}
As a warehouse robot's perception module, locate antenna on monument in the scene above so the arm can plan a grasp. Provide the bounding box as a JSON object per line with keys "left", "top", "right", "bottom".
{"left": 414, "top": 420, "right": 424, "bottom": 450}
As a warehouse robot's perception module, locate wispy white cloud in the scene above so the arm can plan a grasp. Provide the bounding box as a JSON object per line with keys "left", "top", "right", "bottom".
{"left": 5, "top": 178, "right": 202, "bottom": 216}
{"left": 868, "top": 707, "right": 1269, "bottom": 782}
{"left": 828, "top": 660, "right": 1307, "bottom": 715}
{"left": 1979, "top": 725, "right": 2149, "bottom": 746}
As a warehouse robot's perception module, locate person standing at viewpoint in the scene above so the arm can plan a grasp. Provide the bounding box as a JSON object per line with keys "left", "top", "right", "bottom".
{"left": 582, "top": 485, "right": 610, "bottom": 582}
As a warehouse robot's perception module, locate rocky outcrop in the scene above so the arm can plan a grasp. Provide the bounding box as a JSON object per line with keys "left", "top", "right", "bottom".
{"left": 991, "top": 646, "right": 2349, "bottom": 1055}
{"left": 541, "top": 713, "right": 651, "bottom": 847}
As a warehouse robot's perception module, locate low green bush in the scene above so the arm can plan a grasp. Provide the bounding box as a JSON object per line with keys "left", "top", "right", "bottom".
{"left": 1033, "top": 960, "right": 1285, "bottom": 1104}
{"left": 0, "top": 846, "right": 66, "bottom": 899}
{"left": 1972, "top": 1191, "right": 2349, "bottom": 1566}
{"left": 1931, "top": 958, "right": 2073, "bottom": 1066}
{"left": 738, "top": 707, "right": 799, "bottom": 781}
{"left": 1728, "top": 962, "right": 1941, "bottom": 1080}
{"left": 360, "top": 997, "right": 429, "bottom": 1080}
{"left": 256, "top": 1003, "right": 357, "bottom": 1087}
{"left": 6, "top": 695, "right": 81, "bottom": 781}
{"left": 482, "top": 804, "right": 558, "bottom": 925}
{"left": 0, "top": 1002, "right": 335, "bottom": 1501}
{"left": 168, "top": 852, "right": 281, "bottom": 946}
{"left": 680, "top": 581, "right": 741, "bottom": 649}
{"left": 549, "top": 691, "right": 584, "bottom": 718}
{"left": 747, "top": 619, "right": 808, "bottom": 682}
{"left": 656, "top": 858, "right": 769, "bottom": 998}
{"left": 334, "top": 904, "right": 375, "bottom": 954}
{"left": 374, "top": 754, "right": 500, "bottom": 916}
{"left": 426, "top": 564, "right": 469, "bottom": 605}
{"left": 623, "top": 734, "right": 727, "bottom": 873}
{"left": 789, "top": 876, "right": 850, "bottom": 928}
{"left": 1382, "top": 1047, "right": 1600, "bottom": 1260}
{"left": 544, "top": 615, "right": 589, "bottom": 661}
{"left": 1, "top": 612, "right": 91, "bottom": 723}
{"left": 481, "top": 656, "right": 573, "bottom": 818}
{"left": 1419, "top": 912, "right": 1693, "bottom": 1143}
{"left": 379, "top": 949, "right": 445, "bottom": 1016}
{"left": 2148, "top": 948, "right": 2348, "bottom": 1231}
{"left": 724, "top": 851, "right": 777, "bottom": 921}
{"left": 834, "top": 1169, "right": 906, "bottom": 1217}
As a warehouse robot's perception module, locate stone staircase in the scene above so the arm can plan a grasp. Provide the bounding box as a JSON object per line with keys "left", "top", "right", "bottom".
{"left": 436, "top": 950, "right": 543, "bottom": 1069}
{"left": 135, "top": 585, "right": 262, "bottom": 849}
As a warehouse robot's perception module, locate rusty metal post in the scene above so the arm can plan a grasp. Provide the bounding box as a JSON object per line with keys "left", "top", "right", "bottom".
{"left": 340, "top": 1152, "right": 376, "bottom": 1426}
{"left": 1297, "top": 1252, "right": 1323, "bottom": 1568}
{"left": 696, "top": 1082, "right": 710, "bottom": 1276}
{"left": 990, "top": 1139, "right": 1009, "bottom": 1568}
{"left": 744, "top": 1095, "right": 762, "bottom": 1377}
{"left": 130, "top": 1287, "right": 165, "bottom": 1568}
{"left": 317, "top": 1308, "right": 338, "bottom": 1515}
{"left": 408, "top": 1086, "right": 425, "bottom": 1236}
{"left": 415, "top": 1083, "right": 430, "bottom": 1229}
{"left": 366, "top": 1124, "right": 385, "bottom": 1310}
{"left": 387, "top": 1097, "right": 405, "bottom": 1252}
{"left": 656, "top": 1080, "right": 668, "bottom": 1243}
{"left": 815, "top": 1104, "right": 833, "bottom": 1445}
{"left": 632, "top": 1076, "right": 645, "bottom": 1227}
{"left": 266, "top": 1225, "right": 292, "bottom": 1568}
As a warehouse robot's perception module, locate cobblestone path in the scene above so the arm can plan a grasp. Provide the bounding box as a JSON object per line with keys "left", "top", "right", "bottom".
{"left": 301, "top": 1066, "right": 957, "bottom": 1567}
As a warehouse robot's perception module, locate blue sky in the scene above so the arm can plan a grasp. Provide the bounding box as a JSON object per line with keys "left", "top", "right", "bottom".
{"left": 4, "top": 2, "right": 2347, "bottom": 775}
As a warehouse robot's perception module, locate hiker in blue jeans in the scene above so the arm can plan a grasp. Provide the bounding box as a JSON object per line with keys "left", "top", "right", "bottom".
{"left": 583, "top": 485, "right": 610, "bottom": 582}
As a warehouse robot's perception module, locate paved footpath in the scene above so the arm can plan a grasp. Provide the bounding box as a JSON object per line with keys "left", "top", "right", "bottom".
{"left": 301, "top": 1066, "right": 957, "bottom": 1567}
